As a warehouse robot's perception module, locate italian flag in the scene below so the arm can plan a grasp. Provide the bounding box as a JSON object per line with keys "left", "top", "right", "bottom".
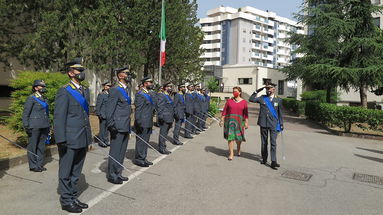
{"left": 160, "top": 0, "right": 166, "bottom": 67}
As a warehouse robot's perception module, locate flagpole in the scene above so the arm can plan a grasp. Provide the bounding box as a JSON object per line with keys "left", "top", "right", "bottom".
{"left": 158, "top": 0, "right": 164, "bottom": 86}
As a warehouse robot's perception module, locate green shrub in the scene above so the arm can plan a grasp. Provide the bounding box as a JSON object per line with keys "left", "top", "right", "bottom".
{"left": 282, "top": 98, "right": 306, "bottom": 116}
{"left": 208, "top": 102, "right": 219, "bottom": 116}
{"left": 7, "top": 71, "right": 70, "bottom": 133}
{"left": 305, "top": 101, "right": 383, "bottom": 133}
{"left": 301, "top": 90, "right": 338, "bottom": 103}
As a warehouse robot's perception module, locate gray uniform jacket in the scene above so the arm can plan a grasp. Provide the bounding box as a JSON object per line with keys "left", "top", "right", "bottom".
{"left": 249, "top": 92, "right": 284, "bottom": 130}
{"left": 134, "top": 90, "right": 155, "bottom": 128}
{"left": 22, "top": 94, "right": 50, "bottom": 129}
{"left": 174, "top": 93, "right": 186, "bottom": 120}
{"left": 53, "top": 83, "right": 92, "bottom": 149}
{"left": 95, "top": 91, "right": 109, "bottom": 119}
{"left": 185, "top": 93, "right": 195, "bottom": 114}
{"left": 202, "top": 95, "right": 210, "bottom": 113}
{"left": 106, "top": 86, "right": 132, "bottom": 133}
{"left": 192, "top": 92, "right": 202, "bottom": 113}
{"left": 157, "top": 93, "right": 175, "bottom": 124}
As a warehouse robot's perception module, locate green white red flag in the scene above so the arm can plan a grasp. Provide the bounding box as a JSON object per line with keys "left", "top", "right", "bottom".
{"left": 160, "top": 0, "right": 166, "bottom": 67}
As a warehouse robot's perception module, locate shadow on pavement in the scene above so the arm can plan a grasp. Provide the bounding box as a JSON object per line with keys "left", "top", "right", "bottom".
{"left": 356, "top": 147, "right": 383, "bottom": 155}
{"left": 354, "top": 154, "right": 383, "bottom": 163}
{"left": 204, "top": 146, "right": 262, "bottom": 162}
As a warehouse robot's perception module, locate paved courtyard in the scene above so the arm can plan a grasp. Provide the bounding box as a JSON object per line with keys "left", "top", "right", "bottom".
{"left": 1, "top": 103, "right": 383, "bottom": 215}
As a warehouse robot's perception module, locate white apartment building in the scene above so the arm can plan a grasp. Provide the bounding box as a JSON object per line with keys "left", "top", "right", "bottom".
{"left": 199, "top": 6, "right": 304, "bottom": 69}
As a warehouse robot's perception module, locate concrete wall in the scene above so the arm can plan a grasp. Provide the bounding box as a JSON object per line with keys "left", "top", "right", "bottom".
{"left": 221, "top": 64, "right": 295, "bottom": 98}
{"left": 337, "top": 88, "right": 383, "bottom": 105}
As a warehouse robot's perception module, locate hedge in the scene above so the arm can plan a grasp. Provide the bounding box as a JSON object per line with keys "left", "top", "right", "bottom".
{"left": 282, "top": 98, "right": 306, "bottom": 116}
{"left": 305, "top": 101, "right": 383, "bottom": 133}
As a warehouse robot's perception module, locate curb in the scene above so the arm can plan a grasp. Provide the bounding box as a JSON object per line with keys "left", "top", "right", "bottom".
{"left": 0, "top": 145, "right": 58, "bottom": 171}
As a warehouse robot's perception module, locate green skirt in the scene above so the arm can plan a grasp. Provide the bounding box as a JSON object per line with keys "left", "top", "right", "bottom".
{"left": 223, "top": 114, "right": 246, "bottom": 141}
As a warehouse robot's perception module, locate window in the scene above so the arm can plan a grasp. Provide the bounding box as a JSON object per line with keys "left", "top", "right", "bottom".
{"left": 278, "top": 80, "right": 284, "bottom": 95}
{"left": 263, "top": 78, "right": 271, "bottom": 85}
{"left": 238, "top": 78, "right": 253, "bottom": 85}
{"left": 373, "top": 17, "right": 380, "bottom": 27}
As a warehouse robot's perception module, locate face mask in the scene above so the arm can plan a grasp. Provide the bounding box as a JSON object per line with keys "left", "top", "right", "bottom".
{"left": 147, "top": 85, "right": 154, "bottom": 90}
{"left": 75, "top": 72, "right": 85, "bottom": 82}
{"left": 266, "top": 90, "right": 272, "bottom": 96}
{"left": 233, "top": 91, "right": 240, "bottom": 98}
{"left": 167, "top": 89, "right": 172, "bottom": 94}
{"left": 39, "top": 87, "right": 47, "bottom": 94}
{"left": 181, "top": 89, "right": 186, "bottom": 94}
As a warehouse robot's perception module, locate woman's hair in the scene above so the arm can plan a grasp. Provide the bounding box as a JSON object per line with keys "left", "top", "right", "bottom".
{"left": 232, "top": 86, "right": 242, "bottom": 97}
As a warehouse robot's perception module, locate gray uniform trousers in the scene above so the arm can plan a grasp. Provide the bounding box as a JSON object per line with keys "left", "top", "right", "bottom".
{"left": 159, "top": 121, "right": 172, "bottom": 150}
{"left": 134, "top": 127, "right": 152, "bottom": 165}
{"left": 185, "top": 113, "right": 195, "bottom": 136}
{"left": 260, "top": 127, "right": 278, "bottom": 162}
{"left": 99, "top": 117, "right": 109, "bottom": 143}
{"left": 108, "top": 131, "right": 129, "bottom": 180}
{"left": 58, "top": 145, "right": 87, "bottom": 206}
{"left": 27, "top": 128, "right": 49, "bottom": 169}
{"left": 173, "top": 119, "right": 183, "bottom": 140}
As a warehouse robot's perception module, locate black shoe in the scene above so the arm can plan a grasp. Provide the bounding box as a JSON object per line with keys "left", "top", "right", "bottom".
{"left": 39, "top": 167, "right": 47, "bottom": 171}
{"left": 62, "top": 203, "right": 82, "bottom": 213}
{"left": 260, "top": 160, "right": 267, "bottom": 165}
{"left": 172, "top": 140, "right": 183, "bottom": 145}
{"left": 134, "top": 161, "right": 149, "bottom": 167}
{"left": 184, "top": 136, "right": 193, "bottom": 139}
{"left": 270, "top": 161, "right": 279, "bottom": 170}
{"left": 159, "top": 149, "right": 171, "bottom": 155}
{"left": 203, "top": 127, "right": 208, "bottom": 129}
{"left": 195, "top": 131, "right": 200, "bottom": 135}
{"left": 118, "top": 176, "right": 129, "bottom": 181}
{"left": 74, "top": 199, "right": 88, "bottom": 209}
{"left": 107, "top": 178, "right": 123, "bottom": 184}
{"left": 30, "top": 168, "right": 42, "bottom": 172}
{"left": 145, "top": 160, "right": 153, "bottom": 165}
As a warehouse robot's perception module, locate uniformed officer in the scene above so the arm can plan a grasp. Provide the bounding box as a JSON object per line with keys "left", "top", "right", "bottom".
{"left": 157, "top": 82, "right": 175, "bottom": 154}
{"left": 193, "top": 84, "right": 204, "bottom": 131}
{"left": 249, "top": 83, "right": 284, "bottom": 170}
{"left": 22, "top": 80, "right": 50, "bottom": 172}
{"left": 173, "top": 84, "right": 186, "bottom": 144}
{"left": 105, "top": 68, "right": 132, "bottom": 184}
{"left": 184, "top": 84, "right": 195, "bottom": 138}
{"left": 95, "top": 81, "right": 112, "bottom": 147}
{"left": 54, "top": 59, "right": 91, "bottom": 213}
{"left": 201, "top": 88, "right": 210, "bottom": 129}
{"left": 133, "top": 77, "right": 155, "bottom": 167}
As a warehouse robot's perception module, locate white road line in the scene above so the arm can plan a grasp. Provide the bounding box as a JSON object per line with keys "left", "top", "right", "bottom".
{"left": 68, "top": 125, "right": 212, "bottom": 215}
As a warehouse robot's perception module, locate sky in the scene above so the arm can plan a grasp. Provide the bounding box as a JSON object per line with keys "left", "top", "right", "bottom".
{"left": 196, "top": 0, "right": 304, "bottom": 21}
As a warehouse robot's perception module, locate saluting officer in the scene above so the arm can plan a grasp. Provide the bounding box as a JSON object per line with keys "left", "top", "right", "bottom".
{"left": 54, "top": 59, "right": 91, "bottom": 213}
{"left": 249, "top": 83, "right": 284, "bottom": 170}
{"left": 184, "top": 84, "right": 195, "bottom": 138}
{"left": 157, "top": 82, "right": 175, "bottom": 154}
{"left": 134, "top": 77, "right": 155, "bottom": 167}
{"left": 95, "top": 81, "right": 112, "bottom": 147}
{"left": 173, "top": 84, "right": 186, "bottom": 144}
{"left": 105, "top": 68, "right": 132, "bottom": 184}
{"left": 193, "top": 84, "right": 204, "bottom": 132}
{"left": 22, "top": 80, "right": 50, "bottom": 172}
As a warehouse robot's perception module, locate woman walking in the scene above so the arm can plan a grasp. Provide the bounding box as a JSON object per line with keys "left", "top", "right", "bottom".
{"left": 220, "top": 87, "right": 249, "bottom": 160}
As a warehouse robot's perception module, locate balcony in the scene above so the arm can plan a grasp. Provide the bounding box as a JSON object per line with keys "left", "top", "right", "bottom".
{"left": 201, "top": 43, "right": 221, "bottom": 50}
{"left": 252, "top": 25, "right": 262, "bottom": 33}
{"left": 251, "top": 53, "right": 262, "bottom": 59}
{"left": 251, "top": 34, "right": 262, "bottom": 41}
{"left": 202, "top": 25, "right": 222, "bottom": 32}
{"left": 202, "top": 52, "right": 221, "bottom": 58}
{"left": 204, "top": 61, "right": 221, "bottom": 66}
{"left": 204, "top": 34, "right": 221, "bottom": 41}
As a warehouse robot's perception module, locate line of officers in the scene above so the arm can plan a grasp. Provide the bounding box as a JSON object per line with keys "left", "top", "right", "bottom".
{"left": 21, "top": 60, "right": 211, "bottom": 213}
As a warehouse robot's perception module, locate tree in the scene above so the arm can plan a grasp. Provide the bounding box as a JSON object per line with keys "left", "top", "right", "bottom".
{"left": 284, "top": 0, "right": 383, "bottom": 107}
{"left": 206, "top": 77, "right": 219, "bottom": 92}
{"left": 1, "top": 0, "right": 204, "bottom": 84}
{"left": 284, "top": 0, "right": 353, "bottom": 103}
{"left": 339, "top": 0, "right": 383, "bottom": 108}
